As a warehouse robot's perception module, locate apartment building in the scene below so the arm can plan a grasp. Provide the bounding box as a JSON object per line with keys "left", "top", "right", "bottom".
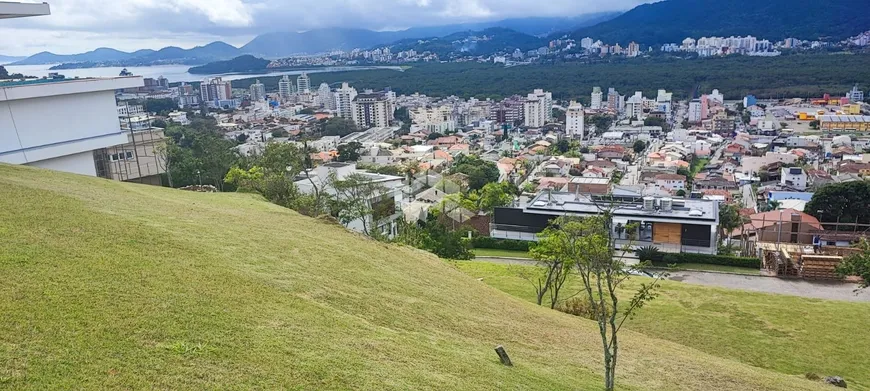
{"left": 565, "top": 101, "right": 585, "bottom": 138}
{"left": 352, "top": 91, "right": 393, "bottom": 128}
{"left": 335, "top": 82, "right": 358, "bottom": 120}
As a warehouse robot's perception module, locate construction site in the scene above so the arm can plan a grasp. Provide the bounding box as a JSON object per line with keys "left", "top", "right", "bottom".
{"left": 734, "top": 211, "right": 868, "bottom": 281}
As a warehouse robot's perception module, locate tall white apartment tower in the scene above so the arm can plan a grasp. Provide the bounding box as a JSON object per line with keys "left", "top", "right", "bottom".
{"left": 297, "top": 73, "right": 311, "bottom": 94}
{"left": 565, "top": 101, "right": 585, "bottom": 139}
{"left": 335, "top": 82, "right": 358, "bottom": 120}
{"left": 249, "top": 79, "right": 266, "bottom": 101}
{"left": 591, "top": 86, "right": 603, "bottom": 110}
{"left": 278, "top": 75, "right": 294, "bottom": 100}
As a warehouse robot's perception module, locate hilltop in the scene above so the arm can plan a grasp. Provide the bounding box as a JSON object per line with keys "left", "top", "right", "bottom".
{"left": 570, "top": 0, "right": 870, "bottom": 45}
{"left": 0, "top": 163, "right": 829, "bottom": 390}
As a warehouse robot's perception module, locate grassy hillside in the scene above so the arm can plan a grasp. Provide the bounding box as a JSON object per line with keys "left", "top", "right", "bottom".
{"left": 457, "top": 262, "right": 870, "bottom": 390}
{"left": 0, "top": 163, "right": 830, "bottom": 390}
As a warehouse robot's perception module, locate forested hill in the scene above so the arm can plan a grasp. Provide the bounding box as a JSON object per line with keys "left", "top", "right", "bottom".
{"left": 570, "top": 0, "right": 870, "bottom": 45}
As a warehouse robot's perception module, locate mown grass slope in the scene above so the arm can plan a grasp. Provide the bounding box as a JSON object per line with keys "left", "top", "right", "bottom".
{"left": 0, "top": 164, "right": 830, "bottom": 390}
{"left": 456, "top": 261, "right": 870, "bottom": 390}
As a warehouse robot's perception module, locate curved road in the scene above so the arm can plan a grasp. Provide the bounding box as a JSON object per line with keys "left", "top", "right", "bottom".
{"left": 472, "top": 258, "right": 870, "bottom": 302}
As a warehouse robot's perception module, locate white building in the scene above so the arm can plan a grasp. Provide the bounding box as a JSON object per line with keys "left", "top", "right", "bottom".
{"left": 625, "top": 91, "right": 645, "bottom": 120}
{"left": 654, "top": 174, "right": 687, "bottom": 191}
{"left": 781, "top": 167, "right": 807, "bottom": 190}
{"left": 168, "top": 111, "right": 190, "bottom": 125}
{"left": 709, "top": 89, "right": 724, "bottom": 104}
{"left": 295, "top": 162, "right": 404, "bottom": 237}
{"left": 278, "top": 75, "right": 294, "bottom": 100}
{"left": 523, "top": 96, "right": 546, "bottom": 128}
{"left": 297, "top": 73, "right": 311, "bottom": 94}
{"left": 688, "top": 98, "right": 702, "bottom": 122}
{"left": 565, "top": 101, "right": 585, "bottom": 139}
{"left": 0, "top": 77, "right": 147, "bottom": 177}
{"left": 590, "top": 86, "right": 603, "bottom": 110}
{"left": 316, "top": 83, "right": 335, "bottom": 110}
{"left": 335, "top": 82, "right": 358, "bottom": 120}
{"left": 411, "top": 105, "right": 456, "bottom": 133}
{"left": 249, "top": 79, "right": 266, "bottom": 101}
{"left": 522, "top": 88, "right": 553, "bottom": 129}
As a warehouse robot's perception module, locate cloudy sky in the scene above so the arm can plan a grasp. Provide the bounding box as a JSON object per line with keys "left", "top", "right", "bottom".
{"left": 1, "top": 0, "right": 650, "bottom": 56}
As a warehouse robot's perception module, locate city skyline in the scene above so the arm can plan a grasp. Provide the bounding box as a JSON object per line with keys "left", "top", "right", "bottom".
{"left": 0, "top": 0, "right": 648, "bottom": 56}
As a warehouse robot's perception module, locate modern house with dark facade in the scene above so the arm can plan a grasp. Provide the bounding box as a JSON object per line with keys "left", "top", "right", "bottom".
{"left": 491, "top": 191, "right": 720, "bottom": 254}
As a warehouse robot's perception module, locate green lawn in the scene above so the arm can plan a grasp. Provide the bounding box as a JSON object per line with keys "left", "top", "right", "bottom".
{"left": 471, "top": 248, "right": 532, "bottom": 258}
{"left": 655, "top": 262, "right": 760, "bottom": 275}
{"left": 454, "top": 261, "right": 870, "bottom": 391}
{"left": 0, "top": 163, "right": 833, "bottom": 390}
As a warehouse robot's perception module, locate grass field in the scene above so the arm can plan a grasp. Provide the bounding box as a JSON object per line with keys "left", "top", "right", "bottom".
{"left": 471, "top": 248, "right": 532, "bottom": 258}
{"left": 0, "top": 163, "right": 840, "bottom": 390}
{"left": 655, "top": 262, "right": 760, "bottom": 275}
{"left": 455, "top": 261, "right": 870, "bottom": 390}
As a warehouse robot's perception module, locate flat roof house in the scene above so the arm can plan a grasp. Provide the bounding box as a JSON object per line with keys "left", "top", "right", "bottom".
{"left": 492, "top": 191, "right": 720, "bottom": 254}
{"left": 1, "top": 77, "right": 146, "bottom": 177}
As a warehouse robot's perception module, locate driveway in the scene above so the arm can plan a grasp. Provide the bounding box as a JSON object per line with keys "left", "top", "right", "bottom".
{"left": 668, "top": 271, "right": 870, "bottom": 302}
{"left": 471, "top": 258, "right": 870, "bottom": 302}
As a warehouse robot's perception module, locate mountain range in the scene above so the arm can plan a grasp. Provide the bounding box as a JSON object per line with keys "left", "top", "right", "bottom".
{"left": 8, "top": 13, "right": 619, "bottom": 66}
{"left": 387, "top": 27, "right": 547, "bottom": 58}
{"left": 239, "top": 13, "right": 618, "bottom": 57}
{"left": 570, "top": 0, "right": 870, "bottom": 45}
{"left": 12, "top": 42, "right": 241, "bottom": 67}
{"left": 0, "top": 55, "right": 26, "bottom": 64}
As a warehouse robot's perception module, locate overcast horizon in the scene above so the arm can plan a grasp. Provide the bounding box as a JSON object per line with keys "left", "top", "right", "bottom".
{"left": 0, "top": 0, "right": 651, "bottom": 56}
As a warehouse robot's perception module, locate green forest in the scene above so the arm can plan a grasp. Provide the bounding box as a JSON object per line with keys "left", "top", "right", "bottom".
{"left": 230, "top": 54, "right": 870, "bottom": 103}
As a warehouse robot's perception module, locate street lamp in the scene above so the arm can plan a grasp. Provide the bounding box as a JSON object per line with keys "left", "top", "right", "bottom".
{"left": 196, "top": 170, "right": 202, "bottom": 186}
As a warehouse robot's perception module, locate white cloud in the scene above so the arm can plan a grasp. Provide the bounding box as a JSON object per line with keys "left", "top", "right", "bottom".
{"left": 0, "top": 0, "right": 650, "bottom": 55}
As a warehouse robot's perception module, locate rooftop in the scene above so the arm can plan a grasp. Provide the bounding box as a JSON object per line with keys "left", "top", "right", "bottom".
{"left": 525, "top": 191, "right": 718, "bottom": 222}
{"left": 0, "top": 1, "right": 50, "bottom": 19}
{"left": 0, "top": 77, "right": 143, "bottom": 101}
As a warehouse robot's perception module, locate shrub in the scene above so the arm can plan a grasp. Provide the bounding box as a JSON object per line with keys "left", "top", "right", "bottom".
{"left": 557, "top": 298, "right": 608, "bottom": 321}
{"left": 662, "top": 253, "right": 760, "bottom": 269}
{"left": 635, "top": 245, "right": 664, "bottom": 262}
{"left": 469, "top": 236, "right": 533, "bottom": 251}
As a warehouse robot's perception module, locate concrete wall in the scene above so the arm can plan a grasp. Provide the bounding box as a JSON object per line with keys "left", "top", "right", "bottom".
{"left": 26, "top": 150, "right": 96, "bottom": 176}
{"left": 0, "top": 89, "right": 127, "bottom": 166}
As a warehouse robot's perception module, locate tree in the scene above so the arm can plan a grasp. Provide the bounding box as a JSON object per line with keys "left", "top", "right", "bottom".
{"left": 718, "top": 203, "right": 743, "bottom": 245}
{"left": 163, "top": 121, "right": 236, "bottom": 190}
{"left": 632, "top": 140, "right": 647, "bottom": 154}
{"left": 472, "top": 182, "right": 516, "bottom": 213}
{"left": 331, "top": 173, "right": 389, "bottom": 236}
{"left": 837, "top": 238, "right": 870, "bottom": 289}
{"left": 151, "top": 119, "right": 168, "bottom": 129}
{"left": 452, "top": 155, "right": 500, "bottom": 191}
{"left": 553, "top": 139, "right": 571, "bottom": 154}
{"left": 298, "top": 108, "right": 316, "bottom": 115}
{"left": 320, "top": 117, "right": 359, "bottom": 137}
{"left": 522, "top": 226, "right": 575, "bottom": 308}
{"left": 236, "top": 133, "right": 249, "bottom": 143}
{"left": 336, "top": 141, "right": 362, "bottom": 162}
{"left": 809, "top": 119, "right": 820, "bottom": 130}
{"left": 675, "top": 189, "right": 686, "bottom": 197}
{"left": 0, "top": 66, "right": 7, "bottom": 79}
{"left": 541, "top": 214, "right": 664, "bottom": 391}
{"left": 427, "top": 132, "right": 444, "bottom": 140}
{"left": 589, "top": 114, "right": 613, "bottom": 135}
{"left": 143, "top": 98, "right": 179, "bottom": 116}
{"left": 806, "top": 181, "right": 870, "bottom": 229}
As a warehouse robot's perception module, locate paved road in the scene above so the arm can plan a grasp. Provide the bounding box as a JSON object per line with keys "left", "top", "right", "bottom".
{"left": 741, "top": 184, "right": 757, "bottom": 210}
{"left": 668, "top": 271, "right": 870, "bottom": 302}
{"left": 472, "top": 258, "right": 869, "bottom": 302}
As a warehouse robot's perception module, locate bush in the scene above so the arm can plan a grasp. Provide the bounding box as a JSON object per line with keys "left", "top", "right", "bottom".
{"left": 635, "top": 245, "right": 664, "bottom": 262}
{"left": 469, "top": 236, "right": 533, "bottom": 251}
{"left": 662, "top": 253, "right": 760, "bottom": 269}
{"left": 556, "top": 297, "right": 608, "bottom": 321}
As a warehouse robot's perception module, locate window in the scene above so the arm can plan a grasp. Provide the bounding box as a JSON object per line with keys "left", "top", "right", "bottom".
{"left": 109, "top": 151, "right": 134, "bottom": 161}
